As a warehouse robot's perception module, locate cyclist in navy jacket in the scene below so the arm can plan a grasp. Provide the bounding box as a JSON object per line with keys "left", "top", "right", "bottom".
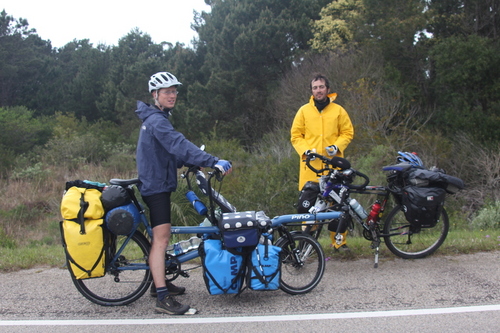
{"left": 136, "top": 72, "right": 232, "bottom": 315}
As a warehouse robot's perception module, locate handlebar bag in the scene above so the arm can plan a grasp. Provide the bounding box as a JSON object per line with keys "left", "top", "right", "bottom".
{"left": 198, "top": 238, "right": 245, "bottom": 295}
{"left": 297, "top": 181, "right": 320, "bottom": 213}
{"left": 402, "top": 186, "right": 446, "bottom": 229}
{"left": 246, "top": 241, "right": 281, "bottom": 291}
{"left": 60, "top": 185, "right": 107, "bottom": 279}
{"left": 219, "top": 211, "right": 260, "bottom": 249}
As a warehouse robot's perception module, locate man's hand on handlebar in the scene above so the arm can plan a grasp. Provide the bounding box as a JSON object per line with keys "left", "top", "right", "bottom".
{"left": 214, "top": 160, "right": 232, "bottom": 175}
{"left": 304, "top": 149, "right": 316, "bottom": 161}
{"left": 326, "top": 145, "right": 338, "bottom": 156}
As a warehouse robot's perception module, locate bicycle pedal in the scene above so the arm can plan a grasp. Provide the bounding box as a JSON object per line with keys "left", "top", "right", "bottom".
{"left": 180, "top": 271, "right": 190, "bottom": 278}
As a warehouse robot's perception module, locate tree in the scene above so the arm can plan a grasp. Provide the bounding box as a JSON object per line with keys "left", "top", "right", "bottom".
{"left": 429, "top": 35, "right": 500, "bottom": 143}
{"left": 96, "top": 29, "right": 167, "bottom": 125}
{"left": 309, "top": 0, "right": 430, "bottom": 118}
{"left": 188, "top": 0, "right": 330, "bottom": 145}
{"left": 426, "top": 0, "right": 500, "bottom": 39}
{"left": 310, "top": 0, "right": 365, "bottom": 52}
{"left": 0, "top": 10, "right": 53, "bottom": 109}
{"left": 0, "top": 106, "right": 52, "bottom": 155}
{"left": 21, "top": 39, "right": 112, "bottom": 121}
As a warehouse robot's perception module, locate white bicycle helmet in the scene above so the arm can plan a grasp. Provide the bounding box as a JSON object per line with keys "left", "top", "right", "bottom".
{"left": 396, "top": 151, "right": 424, "bottom": 168}
{"left": 148, "top": 72, "right": 182, "bottom": 92}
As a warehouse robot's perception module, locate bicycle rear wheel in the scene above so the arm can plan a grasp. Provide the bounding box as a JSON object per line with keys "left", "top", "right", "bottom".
{"left": 72, "top": 231, "right": 152, "bottom": 306}
{"left": 275, "top": 232, "right": 325, "bottom": 295}
{"left": 383, "top": 205, "right": 449, "bottom": 259}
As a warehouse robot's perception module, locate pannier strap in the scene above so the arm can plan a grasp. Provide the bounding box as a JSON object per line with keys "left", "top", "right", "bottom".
{"left": 78, "top": 192, "right": 89, "bottom": 234}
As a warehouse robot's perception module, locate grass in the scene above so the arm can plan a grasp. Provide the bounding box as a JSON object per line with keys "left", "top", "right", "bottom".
{"left": 0, "top": 245, "right": 65, "bottom": 272}
{"left": 0, "top": 228, "right": 498, "bottom": 272}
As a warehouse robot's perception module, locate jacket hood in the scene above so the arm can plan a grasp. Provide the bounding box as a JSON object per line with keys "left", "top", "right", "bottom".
{"left": 309, "top": 92, "right": 338, "bottom": 104}
{"left": 135, "top": 101, "right": 166, "bottom": 122}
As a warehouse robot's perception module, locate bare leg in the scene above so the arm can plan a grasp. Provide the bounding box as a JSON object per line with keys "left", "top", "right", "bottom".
{"left": 150, "top": 223, "right": 171, "bottom": 289}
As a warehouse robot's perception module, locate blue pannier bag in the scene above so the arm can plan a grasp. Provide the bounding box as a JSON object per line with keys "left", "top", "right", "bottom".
{"left": 199, "top": 238, "right": 245, "bottom": 295}
{"left": 247, "top": 240, "right": 282, "bottom": 291}
{"left": 105, "top": 202, "right": 141, "bottom": 235}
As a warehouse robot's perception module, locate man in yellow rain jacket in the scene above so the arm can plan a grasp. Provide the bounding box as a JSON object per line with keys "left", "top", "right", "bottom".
{"left": 291, "top": 73, "right": 354, "bottom": 250}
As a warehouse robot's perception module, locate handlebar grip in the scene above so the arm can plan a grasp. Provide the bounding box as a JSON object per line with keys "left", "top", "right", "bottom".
{"left": 212, "top": 166, "right": 224, "bottom": 181}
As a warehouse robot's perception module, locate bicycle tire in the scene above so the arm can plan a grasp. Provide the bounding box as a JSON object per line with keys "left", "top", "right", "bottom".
{"left": 275, "top": 232, "right": 325, "bottom": 295}
{"left": 383, "top": 205, "right": 449, "bottom": 259}
{"left": 72, "top": 231, "right": 152, "bottom": 306}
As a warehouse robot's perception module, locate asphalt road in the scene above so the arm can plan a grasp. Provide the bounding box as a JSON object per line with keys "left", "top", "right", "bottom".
{"left": 1, "top": 251, "right": 499, "bottom": 332}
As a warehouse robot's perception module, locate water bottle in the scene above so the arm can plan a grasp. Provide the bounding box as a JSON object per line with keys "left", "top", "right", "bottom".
{"left": 166, "top": 237, "right": 202, "bottom": 256}
{"left": 366, "top": 200, "right": 382, "bottom": 226}
{"left": 188, "top": 236, "right": 202, "bottom": 250}
{"left": 349, "top": 198, "right": 368, "bottom": 219}
{"left": 200, "top": 217, "right": 212, "bottom": 226}
{"left": 185, "top": 190, "right": 208, "bottom": 215}
{"left": 166, "top": 243, "right": 183, "bottom": 256}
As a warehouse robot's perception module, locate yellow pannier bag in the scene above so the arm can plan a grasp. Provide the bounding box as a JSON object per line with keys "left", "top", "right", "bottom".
{"left": 60, "top": 218, "right": 106, "bottom": 279}
{"left": 60, "top": 186, "right": 107, "bottom": 279}
{"left": 61, "top": 187, "right": 104, "bottom": 221}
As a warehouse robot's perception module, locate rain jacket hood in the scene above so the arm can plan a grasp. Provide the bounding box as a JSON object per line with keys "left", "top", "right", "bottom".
{"left": 135, "top": 101, "right": 218, "bottom": 196}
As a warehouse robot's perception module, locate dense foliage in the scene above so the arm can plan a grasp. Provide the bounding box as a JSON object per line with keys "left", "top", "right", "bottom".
{"left": 1, "top": 1, "right": 500, "bottom": 248}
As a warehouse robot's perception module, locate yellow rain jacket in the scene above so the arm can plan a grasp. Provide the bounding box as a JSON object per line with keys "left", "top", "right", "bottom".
{"left": 291, "top": 93, "right": 354, "bottom": 190}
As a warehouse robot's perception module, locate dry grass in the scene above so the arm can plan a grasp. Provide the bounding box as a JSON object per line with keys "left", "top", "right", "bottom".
{"left": 0, "top": 163, "right": 137, "bottom": 246}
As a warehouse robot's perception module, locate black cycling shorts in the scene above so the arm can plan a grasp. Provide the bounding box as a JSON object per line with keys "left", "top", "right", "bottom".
{"left": 142, "top": 192, "right": 171, "bottom": 228}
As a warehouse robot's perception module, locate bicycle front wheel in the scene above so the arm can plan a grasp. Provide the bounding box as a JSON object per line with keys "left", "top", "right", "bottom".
{"left": 72, "top": 231, "right": 152, "bottom": 306}
{"left": 275, "top": 232, "right": 325, "bottom": 295}
{"left": 383, "top": 205, "right": 449, "bottom": 259}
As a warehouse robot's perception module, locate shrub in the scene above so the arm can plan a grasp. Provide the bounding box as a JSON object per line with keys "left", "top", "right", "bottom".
{"left": 0, "top": 227, "right": 16, "bottom": 249}
{"left": 470, "top": 201, "right": 500, "bottom": 230}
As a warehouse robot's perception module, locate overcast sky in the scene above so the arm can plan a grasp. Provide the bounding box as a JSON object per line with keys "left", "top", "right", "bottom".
{"left": 3, "top": 1, "right": 211, "bottom": 48}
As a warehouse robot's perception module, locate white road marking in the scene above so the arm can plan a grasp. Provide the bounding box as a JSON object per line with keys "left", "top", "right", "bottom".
{"left": 2, "top": 304, "right": 500, "bottom": 326}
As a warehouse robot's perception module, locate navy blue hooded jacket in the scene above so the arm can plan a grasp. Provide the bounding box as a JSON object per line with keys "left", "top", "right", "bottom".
{"left": 135, "top": 101, "right": 219, "bottom": 196}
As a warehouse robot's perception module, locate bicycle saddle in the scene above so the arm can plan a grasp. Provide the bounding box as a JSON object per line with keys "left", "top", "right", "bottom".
{"left": 109, "top": 178, "right": 140, "bottom": 186}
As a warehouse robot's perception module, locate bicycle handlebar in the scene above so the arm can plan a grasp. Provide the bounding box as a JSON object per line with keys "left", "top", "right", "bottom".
{"left": 304, "top": 153, "right": 351, "bottom": 172}
{"left": 305, "top": 152, "right": 369, "bottom": 189}
{"left": 350, "top": 170, "right": 370, "bottom": 189}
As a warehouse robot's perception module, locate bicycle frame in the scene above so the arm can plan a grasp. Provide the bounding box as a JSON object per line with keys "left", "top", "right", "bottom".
{"left": 107, "top": 174, "right": 343, "bottom": 276}
{"left": 108, "top": 208, "right": 344, "bottom": 273}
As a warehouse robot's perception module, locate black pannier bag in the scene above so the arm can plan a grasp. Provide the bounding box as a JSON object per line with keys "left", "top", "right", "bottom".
{"left": 402, "top": 185, "right": 446, "bottom": 229}
{"left": 297, "top": 181, "right": 320, "bottom": 213}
